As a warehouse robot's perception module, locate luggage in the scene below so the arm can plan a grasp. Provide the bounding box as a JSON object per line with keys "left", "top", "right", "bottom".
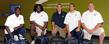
{"left": 5, "top": 34, "right": 25, "bottom": 44}
{"left": 34, "top": 35, "right": 49, "bottom": 44}
{"left": 82, "top": 39, "right": 94, "bottom": 44}
{"left": 50, "top": 36, "right": 65, "bottom": 44}
{"left": 65, "top": 37, "right": 78, "bottom": 44}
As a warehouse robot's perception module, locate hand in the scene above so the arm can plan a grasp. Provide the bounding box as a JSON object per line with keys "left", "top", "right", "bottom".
{"left": 67, "top": 33, "right": 72, "bottom": 38}
{"left": 87, "top": 29, "right": 94, "bottom": 34}
{"left": 41, "top": 27, "right": 45, "bottom": 31}
{"left": 41, "top": 31, "right": 44, "bottom": 36}
{"left": 14, "top": 27, "right": 18, "bottom": 30}
{"left": 63, "top": 28, "right": 67, "bottom": 33}
{"left": 76, "top": 28, "right": 80, "bottom": 32}
{"left": 52, "top": 29, "right": 56, "bottom": 33}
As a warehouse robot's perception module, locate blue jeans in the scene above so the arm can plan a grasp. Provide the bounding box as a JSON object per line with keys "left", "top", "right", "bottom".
{"left": 70, "top": 27, "right": 83, "bottom": 43}
{"left": 12, "top": 27, "right": 26, "bottom": 37}
{"left": 5, "top": 27, "right": 26, "bottom": 43}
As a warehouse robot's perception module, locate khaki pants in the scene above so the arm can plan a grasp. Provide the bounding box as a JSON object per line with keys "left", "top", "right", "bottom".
{"left": 30, "top": 25, "right": 47, "bottom": 36}
{"left": 35, "top": 26, "right": 47, "bottom": 36}
{"left": 52, "top": 25, "right": 66, "bottom": 38}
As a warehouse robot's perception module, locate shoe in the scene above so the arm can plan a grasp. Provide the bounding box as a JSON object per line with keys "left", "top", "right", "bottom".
{"left": 14, "top": 35, "right": 19, "bottom": 41}
{"left": 19, "top": 34, "right": 25, "bottom": 40}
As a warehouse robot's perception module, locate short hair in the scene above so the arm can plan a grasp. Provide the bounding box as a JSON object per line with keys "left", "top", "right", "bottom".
{"left": 56, "top": 3, "right": 62, "bottom": 7}
{"left": 69, "top": 3, "right": 76, "bottom": 7}
{"left": 33, "top": 4, "right": 44, "bottom": 12}
{"left": 15, "top": 7, "right": 21, "bottom": 11}
{"left": 88, "top": 2, "right": 94, "bottom": 5}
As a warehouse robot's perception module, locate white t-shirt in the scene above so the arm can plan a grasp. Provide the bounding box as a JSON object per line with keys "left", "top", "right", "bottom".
{"left": 81, "top": 10, "right": 103, "bottom": 29}
{"left": 5, "top": 14, "right": 24, "bottom": 34}
{"left": 30, "top": 11, "right": 48, "bottom": 27}
{"left": 64, "top": 11, "right": 81, "bottom": 32}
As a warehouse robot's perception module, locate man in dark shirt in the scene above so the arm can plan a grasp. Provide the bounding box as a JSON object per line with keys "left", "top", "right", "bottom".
{"left": 51, "top": 3, "right": 67, "bottom": 38}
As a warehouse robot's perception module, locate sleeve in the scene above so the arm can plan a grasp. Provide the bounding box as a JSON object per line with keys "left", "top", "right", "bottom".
{"left": 43, "top": 12, "right": 48, "bottom": 22}
{"left": 97, "top": 12, "right": 104, "bottom": 23}
{"left": 20, "top": 16, "right": 24, "bottom": 24}
{"left": 64, "top": 13, "right": 69, "bottom": 24}
{"left": 77, "top": 12, "right": 81, "bottom": 21}
{"left": 30, "top": 12, "right": 35, "bottom": 21}
{"left": 4, "top": 16, "right": 12, "bottom": 26}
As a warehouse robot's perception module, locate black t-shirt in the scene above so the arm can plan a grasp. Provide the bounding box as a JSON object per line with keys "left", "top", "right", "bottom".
{"left": 51, "top": 11, "right": 67, "bottom": 28}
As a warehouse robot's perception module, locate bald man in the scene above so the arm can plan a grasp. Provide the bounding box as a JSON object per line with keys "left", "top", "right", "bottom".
{"left": 81, "top": 2, "right": 105, "bottom": 44}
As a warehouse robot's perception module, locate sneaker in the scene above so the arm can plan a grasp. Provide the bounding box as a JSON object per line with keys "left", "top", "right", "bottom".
{"left": 14, "top": 35, "right": 19, "bottom": 41}
{"left": 19, "top": 34, "right": 25, "bottom": 40}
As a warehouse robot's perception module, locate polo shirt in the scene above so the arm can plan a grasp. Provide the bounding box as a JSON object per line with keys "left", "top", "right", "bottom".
{"left": 64, "top": 11, "right": 81, "bottom": 32}
{"left": 30, "top": 11, "right": 48, "bottom": 27}
{"left": 52, "top": 11, "right": 66, "bottom": 28}
{"left": 81, "top": 10, "right": 104, "bottom": 30}
{"left": 4, "top": 14, "right": 24, "bottom": 34}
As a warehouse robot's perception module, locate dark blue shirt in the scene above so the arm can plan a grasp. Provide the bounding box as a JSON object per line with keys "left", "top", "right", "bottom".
{"left": 52, "top": 11, "right": 66, "bottom": 28}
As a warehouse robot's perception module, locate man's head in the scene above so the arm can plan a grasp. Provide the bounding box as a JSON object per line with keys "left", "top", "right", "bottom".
{"left": 88, "top": 2, "right": 95, "bottom": 11}
{"left": 69, "top": 3, "right": 76, "bottom": 11}
{"left": 34, "top": 4, "right": 44, "bottom": 13}
{"left": 15, "top": 7, "right": 21, "bottom": 15}
{"left": 56, "top": 3, "right": 63, "bottom": 12}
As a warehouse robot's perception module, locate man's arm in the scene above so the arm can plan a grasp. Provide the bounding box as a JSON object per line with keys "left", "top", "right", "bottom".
{"left": 5, "top": 26, "right": 13, "bottom": 38}
{"left": 81, "top": 23, "right": 89, "bottom": 31}
{"left": 5, "top": 26, "right": 11, "bottom": 34}
{"left": 31, "top": 21, "right": 47, "bottom": 30}
{"left": 14, "top": 24, "right": 24, "bottom": 30}
{"left": 76, "top": 20, "right": 81, "bottom": 32}
{"left": 30, "top": 21, "right": 36, "bottom": 36}
{"left": 66, "top": 24, "right": 70, "bottom": 34}
{"left": 93, "top": 23, "right": 103, "bottom": 31}
{"left": 66, "top": 24, "right": 71, "bottom": 38}
{"left": 52, "top": 22, "right": 56, "bottom": 30}
{"left": 42, "top": 22, "right": 48, "bottom": 31}
{"left": 81, "top": 23, "right": 94, "bottom": 34}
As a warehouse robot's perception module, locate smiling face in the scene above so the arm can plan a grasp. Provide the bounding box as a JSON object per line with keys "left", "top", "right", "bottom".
{"left": 56, "top": 4, "right": 62, "bottom": 12}
{"left": 69, "top": 3, "right": 76, "bottom": 12}
{"left": 36, "top": 6, "right": 42, "bottom": 12}
{"left": 15, "top": 8, "right": 21, "bottom": 15}
{"left": 15, "top": 7, "right": 21, "bottom": 16}
{"left": 88, "top": 3, "right": 95, "bottom": 11}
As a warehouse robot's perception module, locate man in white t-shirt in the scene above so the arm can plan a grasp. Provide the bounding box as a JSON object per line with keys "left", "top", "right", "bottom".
{"left": 30, "top": 4, "right": 48, "bottom": 37}
{"left": 81, "top": 2, "right": 105, "bottom": 44}
{"left": 4, "top": 7, "right": 26, "bottom": 42}
{"left": 64, "top": 3, "right": 82, "bottom": 39}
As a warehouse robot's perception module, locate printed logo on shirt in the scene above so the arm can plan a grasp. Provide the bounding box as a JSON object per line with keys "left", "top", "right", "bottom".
{"left": 19, "top": 18, "right": 22, "bottom": 20}
{"left": 62, "top": 15, "right": 64, "bottom": 18}
{"left": 75, "top": 14, "right": 77, "bottom": 16}
{"left": 94, "top": 13, "right": 96, "bottom": 16}
{"left": 41, "top": 15, "right": 43, "bottom": 17}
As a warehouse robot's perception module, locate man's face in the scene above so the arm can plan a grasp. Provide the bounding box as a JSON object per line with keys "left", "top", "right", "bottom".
{"left": 15, "top": 8, "right": 21, "bottom": 15}
{"left": 37, "top": 6, "right": 41, "bottom": 12}
{"left": 56, "top": 5, "right": 62, "bottom": 11}
{"left": 88, "top": 3, "right": 95, "bottom": 11}
{"left": 69, "top": 4, "right": 75, "bottom": 11}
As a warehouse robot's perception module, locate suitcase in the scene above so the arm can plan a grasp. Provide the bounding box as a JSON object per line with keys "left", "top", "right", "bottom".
{"left": 82, "top": 39, "right": 94, "bottom": 44}
{"left": 5, "top": 34, "right": 25, "bottom": 44}
{"left": 34, "top": 35, "right": 49, "bottom": 44}
{"left": 50, "top": 36, "right": 65, "bottom": 44}
{"left": 65, "top": 37, "right": 78, "bottom": 44}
